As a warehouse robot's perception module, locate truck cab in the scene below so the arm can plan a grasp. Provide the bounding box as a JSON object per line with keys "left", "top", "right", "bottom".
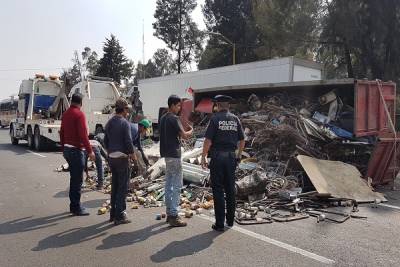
{"left": 10, "top": 74, "right": 69, "bottom": 150}
{"left": 69, "top": 76, "right": 120, "bottom": 134}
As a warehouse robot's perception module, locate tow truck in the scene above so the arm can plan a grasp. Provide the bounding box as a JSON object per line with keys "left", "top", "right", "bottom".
{"left": 10, "top": 74, "right": 69, "bottom": 150}
{"left": 68, "top": 76, "right": 121, "bottom": 135}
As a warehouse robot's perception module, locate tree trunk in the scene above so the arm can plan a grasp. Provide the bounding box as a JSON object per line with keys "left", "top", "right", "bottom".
{"left": 177, "top": 0, "right": 182, "bottom": 73}
{"left": 343, "top": 40, "right": 354, "bottom": 78}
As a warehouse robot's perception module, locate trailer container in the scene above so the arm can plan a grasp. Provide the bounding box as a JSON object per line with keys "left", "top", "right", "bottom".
{"left": 139, "top": 57, "right": 323, "bottom": 124}
{"left": 192, "top": 79, "right": 398, "bottom": 186}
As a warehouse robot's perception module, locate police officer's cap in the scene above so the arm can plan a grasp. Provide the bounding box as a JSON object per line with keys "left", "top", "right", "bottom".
{"left": 212, "top": 95, "right": 233, "bottom": 103}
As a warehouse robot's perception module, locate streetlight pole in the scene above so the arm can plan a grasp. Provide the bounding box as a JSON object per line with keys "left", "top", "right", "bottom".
{"left": 232, "top": 43, "right": 236, "bottom": 65}
{"left": 204, "top": 32, "right": 236, "bottom": 65}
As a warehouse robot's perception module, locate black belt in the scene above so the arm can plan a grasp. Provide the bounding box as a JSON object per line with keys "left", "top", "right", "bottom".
{"left": 211, "top": 151, "right": 235, "bottom": 158}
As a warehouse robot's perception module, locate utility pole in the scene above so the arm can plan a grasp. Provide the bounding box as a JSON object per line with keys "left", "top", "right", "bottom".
{"left": 142, "top": 19, "right": 146, "bottom": 79}
{"left": 232, "top": 43, "right": 236, "bottom": 65}
{"left": 177, "top": 0, "right": 183, "bottom": 73}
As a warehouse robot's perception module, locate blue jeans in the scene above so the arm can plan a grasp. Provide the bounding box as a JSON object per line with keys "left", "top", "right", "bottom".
{"left": 109, "top": 157, "right": 130, "bottom": 220}
{"left": 85, "top": 146, "right": 104, "bottom": 185}
{"left": 63, "top": 147, "right": 85, "bottom": 212}
{"left": 164, "top": 158, "right": 183, "bottom": 217}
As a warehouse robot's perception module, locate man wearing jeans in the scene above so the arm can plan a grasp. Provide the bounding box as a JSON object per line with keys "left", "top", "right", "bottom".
{"left": 60, "top": 93, "right": 95, "bottom": 216}
{"left": 84, "top": 135, "right": 107, "bottom": 190}
{"left": 159, "top": 95, "right": 193, "bottom": 227}
{"left": 104, "top": 98, "right": 135, "bottom": 225}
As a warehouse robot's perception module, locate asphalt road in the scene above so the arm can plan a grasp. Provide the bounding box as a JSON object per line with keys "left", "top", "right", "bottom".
{"left": 1, "top": 128, "right": 400, "bottom": 267}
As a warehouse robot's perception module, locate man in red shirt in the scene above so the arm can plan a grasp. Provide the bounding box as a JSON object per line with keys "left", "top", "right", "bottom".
{"left": 60, "top": 93, "right": 95, "bottom": 216}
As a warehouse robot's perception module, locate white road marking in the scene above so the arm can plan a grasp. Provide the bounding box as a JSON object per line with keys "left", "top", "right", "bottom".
{"left": 27, "top": 150, "right": 46, "bottom": 158}
{"left": 198, "top": 214, "right": 335, "bottom": 265}
{"left": 380, "top": 203, "right": 400, "bottom": 211}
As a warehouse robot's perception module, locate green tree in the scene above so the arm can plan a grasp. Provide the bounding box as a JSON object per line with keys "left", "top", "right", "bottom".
{"left": 153, "top": 0, "right": 202, "bottom": 73}
{"left": 134, "top": 49, "right": 176, "bottom": 81}
{"left": 153, "top": 48, "right": 176, "bottom": 75}
{"left": 199, "top": 0, "right": 259, "bottom": 69}
{"left": 60, "top": 64, "right": 81, "bottom": 96}
{"left": 252, "top": 0, "right": 322, "bottom": 60}
{"left": 60, "top": 50, "right": 83, "bottom": 95}
{"left": 96, "top": 34, "right": 134, "bottom": 84}
{"left": 318, "top": 0, "right": 400, "bottom": 81}
{"left": 135, "top": 60, "right": 158, "bottom": 80}
{"left": 81, "top": 47, "right": 99, "bottom": 75}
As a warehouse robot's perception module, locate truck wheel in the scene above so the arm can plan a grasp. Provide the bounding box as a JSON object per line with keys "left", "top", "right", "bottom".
{"left": 27, "top": 127, "right": 34, "bottom": 148}
{"left": 34, "top": 127, "right": 45, "bottom": 151}
{"left": 10, "top": 126, "right": 18, "bottom": 145}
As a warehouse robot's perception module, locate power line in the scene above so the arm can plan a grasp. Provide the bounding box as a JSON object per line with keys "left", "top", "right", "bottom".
{"left": 0, "top": 67, "right": 67, "bottom": 72}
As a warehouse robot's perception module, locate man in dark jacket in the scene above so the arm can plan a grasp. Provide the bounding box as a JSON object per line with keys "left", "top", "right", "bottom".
{"left": 60, "top": 93, "right": 95, "bottom": 216}
{"left": 104, "top": 98, "right": 135, "bottom": 225}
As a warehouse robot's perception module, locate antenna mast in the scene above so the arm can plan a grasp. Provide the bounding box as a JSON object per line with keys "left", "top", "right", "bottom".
{"left": 142, "top": 19, "right": 145, "bottom": 79}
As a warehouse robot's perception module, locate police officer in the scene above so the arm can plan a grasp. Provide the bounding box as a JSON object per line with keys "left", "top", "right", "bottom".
{"left": 201, "top": 95, "right": 245, "bottom": 231}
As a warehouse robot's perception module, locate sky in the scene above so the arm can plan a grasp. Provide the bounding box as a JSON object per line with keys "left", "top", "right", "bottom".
{"left": 0, "top": 0, "right": 206, "bottom": 99}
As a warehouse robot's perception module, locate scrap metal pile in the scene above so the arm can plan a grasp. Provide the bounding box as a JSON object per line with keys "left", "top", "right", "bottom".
{"left": 237, "top": 92, "right": 374, "bottom": 172}
{"left": 218, "top": 91, "right": 384, "bottom": 224}
{"left": 110, "top": 90, "right": 385, "bottom": 225}
{"left": 57, "top": 89, "right": 387, "bottom": 224}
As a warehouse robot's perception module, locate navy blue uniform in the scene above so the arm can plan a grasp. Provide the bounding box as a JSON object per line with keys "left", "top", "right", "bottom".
{"left": 205, "top": 110, "right": 244, "bottom": 228}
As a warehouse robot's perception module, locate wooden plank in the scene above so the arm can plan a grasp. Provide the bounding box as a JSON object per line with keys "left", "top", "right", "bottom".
{"left": 297, "top": 155, "right": 386, "bottom": 202}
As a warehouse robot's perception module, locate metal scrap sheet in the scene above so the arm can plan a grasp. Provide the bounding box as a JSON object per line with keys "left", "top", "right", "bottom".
{"left": 297, "top": 155, "right": 386, "bottom": 202}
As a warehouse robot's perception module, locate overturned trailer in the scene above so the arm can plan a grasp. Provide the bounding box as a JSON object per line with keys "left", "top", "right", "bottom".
{"left": 139, "top": 57, "right": 323, "bottom": 125}
{"left": 192, "top": 79, "right": 399, "bottom": 186}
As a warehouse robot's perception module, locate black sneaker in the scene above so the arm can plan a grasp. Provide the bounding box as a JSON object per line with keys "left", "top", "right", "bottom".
{"left": 72, "top": 208, "right": 90, "bottom": 216}
{"left": 96, "top": 184, "right": 104, "bottom": 190}
{"left": 212, "top": 224, "right": 225, "bottom": 232}
{"left": 114, "top": 212, "right": 130, "bottom": 225}
{"left": 70, "top": 206, "right": 81, "bottom": 213}
{"left": 109, "top": 209, "right": 115, "bottom": 223}
{"left": 114, "top": 217, "right": 131, "bottom": 225}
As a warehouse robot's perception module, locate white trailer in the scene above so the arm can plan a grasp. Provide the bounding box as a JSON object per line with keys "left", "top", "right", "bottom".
{"left": 69, "top": 76, "right": 121, "bottom": 135}
{"left": 139, "top": 57, "right": 323, "bottom": 124}
{"left": 10, "top": 75, "right": 69, "bottom": 150}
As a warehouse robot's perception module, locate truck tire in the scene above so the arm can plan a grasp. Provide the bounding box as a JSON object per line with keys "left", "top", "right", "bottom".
{"left": 10, "top": 125, "right": 18, "bottom": 145}
{"left": 27, "top": 126, "right": 34, "bottom": 149}
{"left": 34, "top": 127, "right": 46, "bottom": 151}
